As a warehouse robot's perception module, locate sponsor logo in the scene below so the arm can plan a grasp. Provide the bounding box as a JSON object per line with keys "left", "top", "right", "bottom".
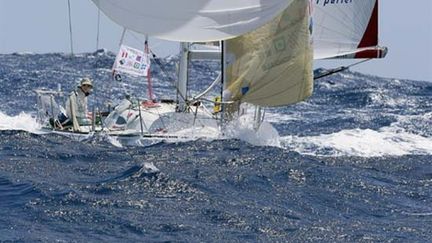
{"left": 241, "top": 86, "right": 249, "bottom": 95}
{"left": 316, "top": 0, "right": 353, "bottom": 7}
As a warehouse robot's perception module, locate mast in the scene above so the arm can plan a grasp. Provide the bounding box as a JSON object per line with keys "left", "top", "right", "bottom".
{"left": 177, "top": 42, "right": 190, "bottom": 111}
{"left": 220, "top": 40, "right": 228, "bottom": 125}
{"left": 221, "top": 41, "right": 227, "bottom": 101}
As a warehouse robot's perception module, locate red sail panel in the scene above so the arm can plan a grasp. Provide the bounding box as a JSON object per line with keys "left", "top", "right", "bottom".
{"left": 356, "top": 1, "right": 379, "bottom": 57}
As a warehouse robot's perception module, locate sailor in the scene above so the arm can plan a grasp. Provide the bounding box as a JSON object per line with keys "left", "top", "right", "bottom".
{"left": 63, "top": 77, "right": 94, "bottom": 126}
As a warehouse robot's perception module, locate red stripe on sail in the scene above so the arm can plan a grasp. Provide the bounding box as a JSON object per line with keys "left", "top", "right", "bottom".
{"left": 356, "top": 1, "right": 379, "bottom": 58}
{"left": 354, "top": 48, "right": 386, "bottom": 59}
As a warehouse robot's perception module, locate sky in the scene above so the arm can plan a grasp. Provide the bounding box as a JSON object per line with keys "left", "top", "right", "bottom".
{"left": 0, "top": 0, "right": 431, "bottom": 81}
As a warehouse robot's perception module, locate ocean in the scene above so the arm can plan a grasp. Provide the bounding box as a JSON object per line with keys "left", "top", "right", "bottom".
{"left": 0, "top": 51, "right": 431, "bottom": 242}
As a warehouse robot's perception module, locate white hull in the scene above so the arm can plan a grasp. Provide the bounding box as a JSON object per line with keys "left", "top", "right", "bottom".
{"left": 35, "top": 91, "right": 280, "bottom": 146}
{"left": 41, "top": 101, "right": 220, "bottom": 140}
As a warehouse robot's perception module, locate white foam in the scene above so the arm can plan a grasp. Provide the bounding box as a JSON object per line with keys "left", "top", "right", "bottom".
{"left": 281, "top": 126, "right": 432, "bottom": 157}
{"left": 106, "top": 134, "right": 123, "bottom": 148}
{"left": 265, "top": 112, "right": 300, "bottom": 123}
{"left": 0, "top": 111, "right": 44, "bottom": 134}
{"left": 2, "top": 110, "right": 428, "bottom": 158}
{"left": 137, "top": 162, "right": 160, "bottom": 175}
{"left": 367, "top": 88, "right": 415, "bottom": 108}
{"left": 224, "top": 114, "right": 281, "bottom": 147}
{"left": 171, "top": 126, "right": 220, "bottom": 140}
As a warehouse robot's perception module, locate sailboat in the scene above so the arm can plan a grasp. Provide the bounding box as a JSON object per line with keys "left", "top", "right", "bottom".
{"left": 35, "top": 0, "right": 386, "bottom": 141}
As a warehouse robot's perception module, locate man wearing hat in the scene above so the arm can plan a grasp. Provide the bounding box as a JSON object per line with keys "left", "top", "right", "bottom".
{"left": 64, "top": 77, "right": 94, "bottom": 128}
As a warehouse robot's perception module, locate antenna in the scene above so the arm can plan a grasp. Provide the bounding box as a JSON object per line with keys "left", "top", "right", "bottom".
{"left": 67, "top": 0, "right": 74, "bottom": 55}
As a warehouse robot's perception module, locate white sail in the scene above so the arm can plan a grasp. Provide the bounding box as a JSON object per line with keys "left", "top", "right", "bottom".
{"left": 224, "top": 0, "right": 313, "bottom": 107}
{"left": 91, "top": 0, "right": 293, "bottom": 42}
{"left": 313, "top": 0, "right": 387, "bottom": 59}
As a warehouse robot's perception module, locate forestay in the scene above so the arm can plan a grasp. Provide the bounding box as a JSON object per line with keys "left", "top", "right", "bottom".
{"left": 91, "top": 0, "right": 293, "bottom": 42}
{"left": 224, "top": 0, "right": 313, "bottom": 107}
{"left": 313, "top": 0, "right": 387, "bottom": 59}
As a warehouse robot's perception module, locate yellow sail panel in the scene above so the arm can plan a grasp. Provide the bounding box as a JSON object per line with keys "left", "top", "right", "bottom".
{"left": 224, "top": 0, "right": 313, "bottom": 107}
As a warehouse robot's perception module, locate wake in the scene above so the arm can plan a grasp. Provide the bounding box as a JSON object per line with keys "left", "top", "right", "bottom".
{"left": 1, "top": 111, "right": 431, "bottom": 158}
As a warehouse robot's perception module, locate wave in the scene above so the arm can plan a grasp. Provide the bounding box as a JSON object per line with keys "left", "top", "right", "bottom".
{"left": 2, "top": 110, "right": 431, "bottom": 158}
{"left": 281, "top": 125, "right": 432, "bottom": 157}
{"left": 0, "top": 111, "right": 44, "bottom": 134}
{"left": 0, "top": 176, "right": 43, "bottom": 208}
{"left": 224, "top": 113, "right": 281, "bottom": 147}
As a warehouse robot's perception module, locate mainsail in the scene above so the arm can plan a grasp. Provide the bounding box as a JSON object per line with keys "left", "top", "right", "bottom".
{"left": 313, "top": 0, "right": 387, "bottom": 59}
{"left": 91, "top": 0, "right": 294, "bottom": 42}
{"left": 224, "top": 0, "right": 313, "bottom": 107}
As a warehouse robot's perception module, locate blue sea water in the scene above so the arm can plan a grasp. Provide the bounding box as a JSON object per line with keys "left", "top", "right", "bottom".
{"left": 0, "top": 51, "right": 431, "bottom": 242}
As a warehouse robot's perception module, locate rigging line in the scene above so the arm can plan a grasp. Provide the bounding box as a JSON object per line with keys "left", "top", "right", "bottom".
{"left": 119, "top": 28, "right": 127, "bottom": 47}
{"left": 96, "top": 2, "right": 101, "bottom": 50}
{"left": 137, "top": 99, "right": 145, "bottom": 136}
{"left": 345, "top": 58, "right": 373, "bottom": 69}
{"left": 67, "top": 0, "right": 74, "bottom": 55}
{"left": 150, "top": 50, "right": 188, "bottom": 105}
{"left": 127, "top": 31, "right": 164, "bottom": 52}
{"left": 127, "top": 31, "right": 144, "bottom": 45}
{"left": 109, "top": 28, "right": 127, "bottom": 102}
{"left": 145, "top": 37, "right": 155, "bottom": 101}
{"left": 192, "top": 104, "right": 199, "bottom": 127}
{"left": 314, "top": 58, "right": 373, "bottom": 80}
{"left": 199, "top": 102, "right": 216, "bottom": 119}
{"left": 188, "top": 73, "right": 221, "bottom": 103}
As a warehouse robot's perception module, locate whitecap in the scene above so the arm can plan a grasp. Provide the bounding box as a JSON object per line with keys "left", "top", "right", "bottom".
{"left": 281, "top": 126, "right": 432, "bottom": 157}
{"left": 0, "top": 111, "right": 44, "bottom": 134}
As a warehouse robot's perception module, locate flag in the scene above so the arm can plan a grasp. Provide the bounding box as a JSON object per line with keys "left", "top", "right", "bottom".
{"left": 112, "top": 45, "right": 150, "bottom": 77}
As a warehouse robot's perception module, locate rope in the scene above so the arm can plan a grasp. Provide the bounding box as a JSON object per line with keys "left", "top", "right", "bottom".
{"left": 150, "top": 50, "right": 188, "bottom": 105}
{"left": 67, "top": 0, "right": 74, "bottom": 55}
{"left": 345, "top": 58, "right": 373, "bottom": 68}
{"left": 151, "top": 50, "right": 231, "bottom": 107}
{"left": 314, "top": 58, "right": 373, "bottom": 80}
{"left": 189, "top": 73, "right": 221, "bottom": 103}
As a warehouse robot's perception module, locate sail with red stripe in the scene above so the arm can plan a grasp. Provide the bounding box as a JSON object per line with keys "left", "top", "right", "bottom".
{"left": 313, "top": 0, "right": 387, "bottom": 59}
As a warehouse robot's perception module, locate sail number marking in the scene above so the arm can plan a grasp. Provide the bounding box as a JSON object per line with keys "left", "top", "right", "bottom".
{"left": 315, "top": 0, "right": 353, "bottom": 7}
